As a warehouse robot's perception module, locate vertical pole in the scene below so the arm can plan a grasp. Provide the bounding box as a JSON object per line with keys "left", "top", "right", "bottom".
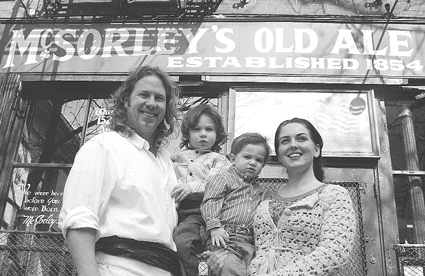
{"left": 399, "top": 107, "right": 425, "bottom": 244}
{"left": 80, "top": 94, "right": 93, "bottom": 148}
{"left": 227, "top": 88, "right": 236, "bottom": 155}
{"left": 0, "top": 74, "right": 21, "bottom": 226}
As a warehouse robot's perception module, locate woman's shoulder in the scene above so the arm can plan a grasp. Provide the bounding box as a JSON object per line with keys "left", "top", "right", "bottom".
{"left": 319, "top": 183, "right": 354, "bottom": 209}
{"left": 321, "top": 183, "right": 351, "bottom": 196}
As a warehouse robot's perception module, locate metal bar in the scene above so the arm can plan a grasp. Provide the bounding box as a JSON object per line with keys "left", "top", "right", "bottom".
{"left": 202, "top": 75, "right": 405, "bottom": 85}
{"left": 394, "top": 244, "right": 425, "bottom": 248}
{"left": 393, "top": 170, "right": 425, "bottom": 176}
{"left": 0, "top": 230, "right": 63, "bottom": 235}
{"left": 80, "top": 94, "right": 93, "bottom": 148}
{"left": 11, "top": 163, "right": 73, "bottom": 169}
{"left": 0, "top": 245, "right": 69, "bottom": 253}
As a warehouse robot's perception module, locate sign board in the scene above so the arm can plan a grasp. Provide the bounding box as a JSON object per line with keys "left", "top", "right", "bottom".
{"left": 0, "top": 21, "right": 424, "bottom": 77}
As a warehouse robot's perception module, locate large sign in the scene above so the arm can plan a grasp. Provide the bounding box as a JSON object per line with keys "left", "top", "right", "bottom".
{"left": 0, "top": 21, "right": 424, "bottom": 77}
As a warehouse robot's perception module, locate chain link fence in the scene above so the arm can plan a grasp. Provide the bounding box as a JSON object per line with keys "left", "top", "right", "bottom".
{"left": 0, "top": 180, "right": 366, "bottom": 276}
{"left": 252, "top": 179, "right": 367, "bottom": 276}
{"left": 261, "top": 179, "right": 367, "bottom": 276}
{"left": 394, "top": 244, "right": 425, "bottom": 276}
{"left": 334, "top": 181, "right": 367, "bottom": 276}
{"left": 0, "top": 230, "right": 76, "bottom": 276}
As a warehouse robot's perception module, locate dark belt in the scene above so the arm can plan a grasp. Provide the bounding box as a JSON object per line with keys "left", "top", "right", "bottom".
{"left": 223, "top": 224, "right": 253, "bottom": 236}
{"left": 95, "top": 236, "right": 184, "bottom": 276}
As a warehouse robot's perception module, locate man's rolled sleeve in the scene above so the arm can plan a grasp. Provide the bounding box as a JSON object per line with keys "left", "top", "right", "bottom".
{"left": 58, "top": 137, "right": 115, "bottom": 240}
{"left": 60, "top": 206, "right": 101, "bottom": 241}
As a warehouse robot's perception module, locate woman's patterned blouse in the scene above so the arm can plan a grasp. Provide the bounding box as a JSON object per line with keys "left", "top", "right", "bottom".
{"left": 249, "top": 184, "right": 356, "bottom": 276}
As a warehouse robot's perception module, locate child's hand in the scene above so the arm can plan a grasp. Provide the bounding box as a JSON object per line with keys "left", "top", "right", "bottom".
{"left": 171, "top": 183, "right": 191, "bottom": 203}
{"left": 210, "top": 227, "right": 229, "bottom": 248}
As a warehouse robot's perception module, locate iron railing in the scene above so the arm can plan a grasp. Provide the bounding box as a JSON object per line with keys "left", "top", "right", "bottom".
{"left": 394, "top": 244, "right": 425, "bottom": 276}
{"left": 42, "top": 0, "right": 223, "bottom": 19}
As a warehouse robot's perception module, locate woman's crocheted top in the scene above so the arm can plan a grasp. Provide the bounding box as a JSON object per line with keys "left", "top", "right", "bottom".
{"left": 249, "top": 184, "right": 356, "bottom": 276}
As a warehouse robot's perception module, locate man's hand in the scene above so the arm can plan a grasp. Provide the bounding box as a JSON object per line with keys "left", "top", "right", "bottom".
{"left": 210, "top": 227, "right": 229, "bottom": 248}
{"left": 171, "top": 182, "right": 191, "bottom": 203}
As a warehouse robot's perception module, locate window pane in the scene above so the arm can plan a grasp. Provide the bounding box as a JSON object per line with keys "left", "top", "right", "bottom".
{"left": 16, "top": 97, "right": 116, "bottom": 164}
{"left": 82, "top": 98, "right": 113, "bottom": 143}
{"left": 235, "top": 92, "right": 372, "bottom": 154}
{"left": 5, "top": 167, "right": 69, "bottom": 232}
{"left": 16, "top": 99, "right": 88, "bottom": 164}
{"left": 385, "top": 100, "right": 425, "bottom": 171}
{"left": 393, "top": 175, "right": 425, "bottom": 244}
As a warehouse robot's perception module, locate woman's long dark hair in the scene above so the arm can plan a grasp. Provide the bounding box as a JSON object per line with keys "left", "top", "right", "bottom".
{"left": 274, "top": 118, "right": 324, "bottom": 182}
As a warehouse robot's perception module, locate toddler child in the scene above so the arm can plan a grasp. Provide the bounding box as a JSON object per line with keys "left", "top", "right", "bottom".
{"left": 200, "top": 132, "right": 271, "bottom": 276}
{"left": 171, "top": 104, "right": 232, "bottom": 276}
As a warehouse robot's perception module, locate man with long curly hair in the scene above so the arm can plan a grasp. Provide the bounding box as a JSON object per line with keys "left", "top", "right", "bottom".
{"left": 59, "top": 65, "right": 182, "bottom": 276}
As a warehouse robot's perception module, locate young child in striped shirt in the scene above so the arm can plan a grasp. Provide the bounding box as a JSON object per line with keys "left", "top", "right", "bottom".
{"left": 171, "top": 104, "right": 231, "bottom": 276}
{"left": 200, "top": 132, "right": 271, "bottom": 276}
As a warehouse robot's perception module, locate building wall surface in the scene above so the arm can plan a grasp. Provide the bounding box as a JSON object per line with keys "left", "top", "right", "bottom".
{"left": 216, "top": 0, "right": 423, "bottom": 18}
{"left": 0, "top": 0, "right": 424, "bottom": 19}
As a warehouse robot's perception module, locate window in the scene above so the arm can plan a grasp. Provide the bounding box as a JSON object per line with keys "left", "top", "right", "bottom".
{"left": 234, "top": 90, "right": 378, "bottom": 157}
{"left": 386, "top": 98, "right": 425, "bottom": 244}
{"left": 6, "top": 94, "right": 111, "bottom": 232}
{"left": 3, "top": 84, "right": 221, "bottom": 232}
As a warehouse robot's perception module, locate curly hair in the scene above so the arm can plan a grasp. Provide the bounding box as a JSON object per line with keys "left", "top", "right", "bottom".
{"left": 180, "top": 104, "right": 228, "bottom": 152}
{"left": 274, "top": 117, "right": 324, "bottom": 182}
{"left": 230, "top": 133, "right": 271, "bottom": 165}
{"left": 109, "top": 65, "right": 180, "bottom": 150}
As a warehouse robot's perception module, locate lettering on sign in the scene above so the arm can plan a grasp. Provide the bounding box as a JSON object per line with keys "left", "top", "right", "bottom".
{"left": 95, "top": 108, "right": 112, "bottom": 134}
{"left": 1, "top": 23, "right": 423, "bottom": 76}
{"left": 18, "top": 183, "right": 63, "bottom": 230}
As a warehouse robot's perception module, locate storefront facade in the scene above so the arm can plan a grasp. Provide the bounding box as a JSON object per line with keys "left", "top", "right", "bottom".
{"left": 0, "top": 18, "right": 425, "bottom": 276}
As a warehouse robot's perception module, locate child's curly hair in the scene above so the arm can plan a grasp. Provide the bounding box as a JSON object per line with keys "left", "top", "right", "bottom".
{"left": 180, "top": 104, "right": 228, "bottom": 152}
